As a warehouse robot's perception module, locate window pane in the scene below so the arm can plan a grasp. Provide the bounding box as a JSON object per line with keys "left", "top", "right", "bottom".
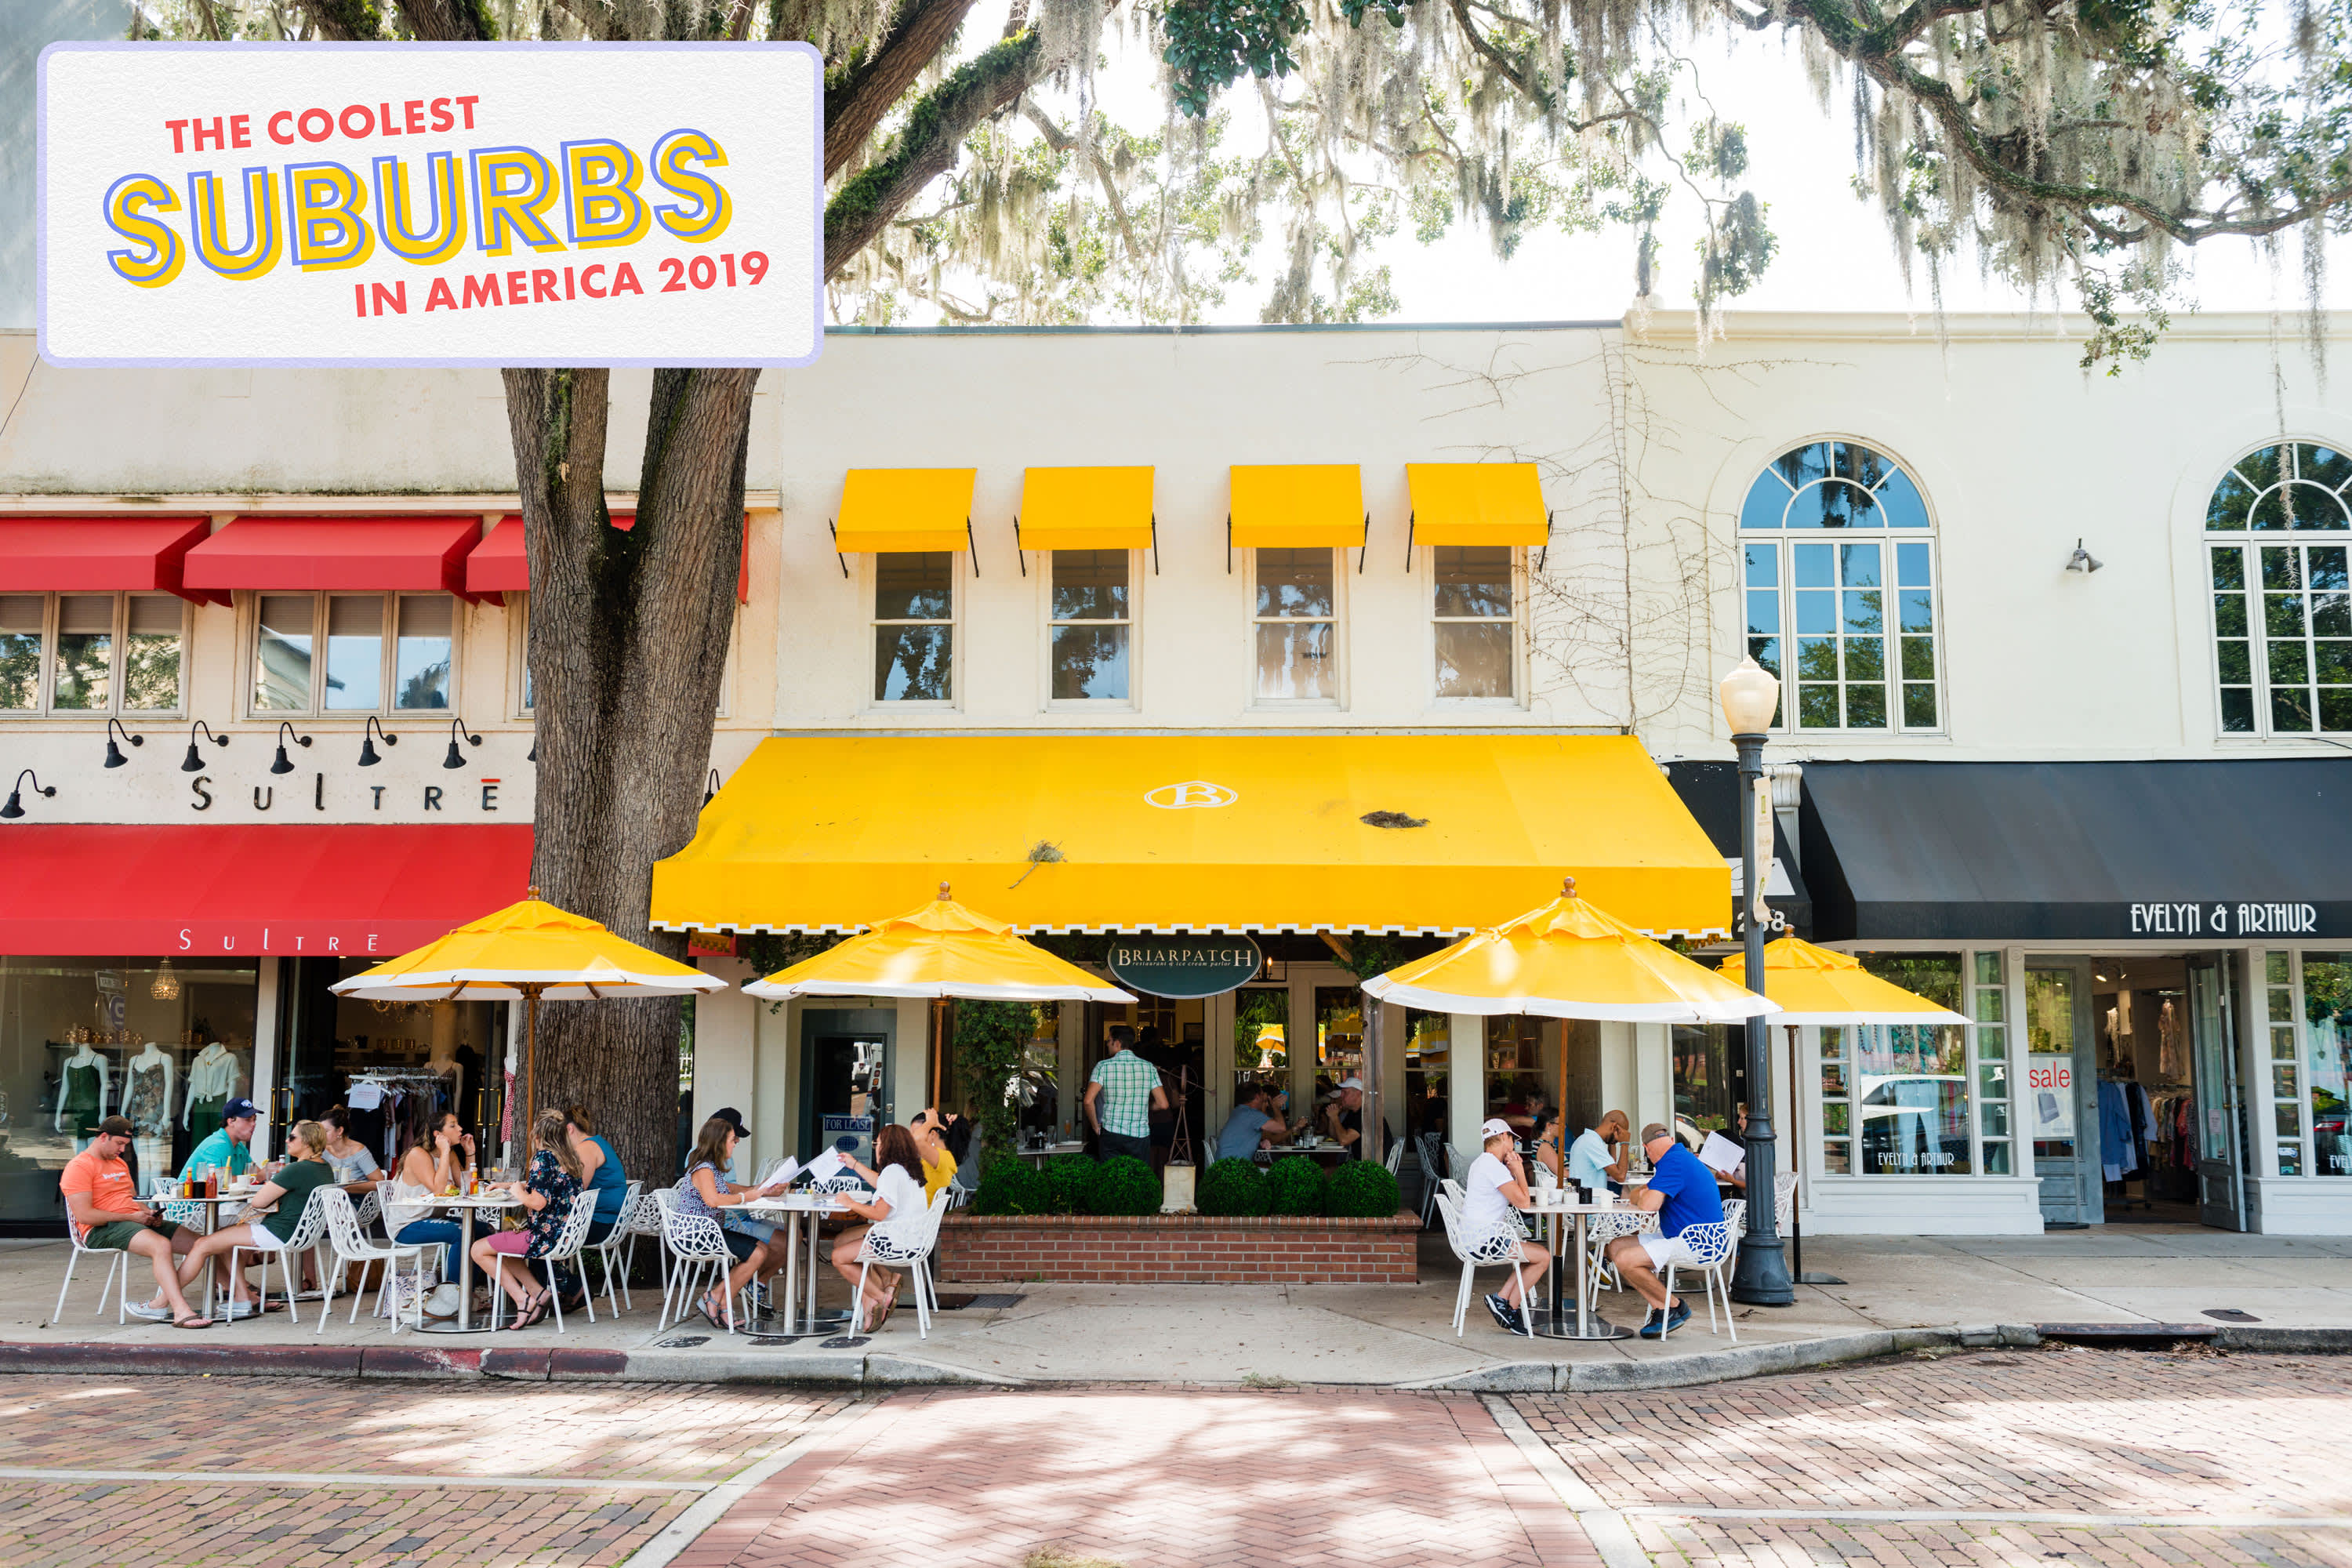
{"left": 2216, "top": 640, "right": 2252, "bottom": 684}
{"left": 1845, "top": 683, "right": 1888, "bottom": 728}
{"left": 255, "top": 596, "right": 314, "bottom": 711}
{"left": 2299, "top": 444, "right": 2352, "bottom": 490}
{"left": 0, "top": 595, "right": 43, "bottom": 710}
{"left": 1051, "top": 550, "right": 1128, "bottom": 621}
{"left": 1842, "top": 590, "right": 1882, "bottom": 635}
{"left": 51, "top": 594, "right": 112, "bottom": 710}
{"left": 324, "top": 595, "right": 383, "bottom": 711}
{"left": 2215, "top": 595, "right": 2249, "bottom": 637}
{"left": 1900, "top": 635, "right": 1935, "bottom": 681}
{"left": 123, "top": 596, "right": 183, "bottom": 710}
{"left": 1902, "top": 682, "right": 1938, "bottom": 728}
{"left": 2210, "top": 547, "right": 2245, "bottom": 591}
{"left": 1792, "top": 479, "right": 1868, "bottom": 529}
{"left": 875, "top": 625, "right": 953, "bottom": 702}
{"left": 394, "top": 594, "right": 453, "bottom": 710}
{"left": 1795, "top": 637, "right": 1837, "bottom": 681}
{"left": 1842, "top": 638, "right": 1885, "bottom": 682}
{"left": 1793, "top": 543, "right": 1833, "bottom": 589}
{"left": 1839, "top": 543, "right": 1882, "bottom": 587}
{"left": 2316, "top": 593, "right": 2351, "bottom": 638}
{"left": 2267, "top": 594, "right": 2307, "bottom": 637}
{"left": 1774, "top": 443, "right": 1833, "bottom": 490}
{"left": 2273, "top": 687, "right": 2314, "bottom": 731}
{"left": 2208, "top": 466, "right": 2256, "bottom": 528}
{"left": 2263, "top": 548, "right": 2303, "bottom": 590}
{"left": 2322, "top": 688, "right": 2352, "bottom": 731}
{"left": 1797, "top": 684, "right": 1838, "bottom": 728}
{"left": 1256, "top": 549, "right": 1334, "bottom": 618}
{"left": 1746, "top": 591, "right": 1780, "bottom": 637}
{"left": 1050, "top": 623, "right": 1128, "bottom": 701}
{"left": 1435, "top": 622, "right": 1514, "bottom": 699}
{"left": 1898, "top": 588, "right": 1934, "bottom": 633}
{"left": 1982, "top": 1140, "right": 2011, "bottom": 1174}
{"left": 1257, "top": 620, "right": 1334, "bottom": 699}
{"left": 1432, "top": 546, "right": 1512, "bottom": 618}
{"left": 875, "top": 553, "right": 953, "bottom": 620}
{"left": 1743, "top": 543, "right": 1779, "bottom": 586}
{"left": 1876, "top": 468, "right": 1931, "bottom": 529}
{"left": 1795, "top": 590, "right": 1836, "bottom": 635}
{"left": 2303, "top": 955, "right": 2350, "bottom": 1177}
{"left": 2310, "top": 546, "right": 2348, "bottom": 590}
{"left": 1739, "top": 472, "right": 1791, "bottom": 531}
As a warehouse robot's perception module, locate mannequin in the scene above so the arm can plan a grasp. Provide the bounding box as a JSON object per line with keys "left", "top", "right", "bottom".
{"left": 56, "top": 1042, "right": 109, "bottom": 1151}
{"left": 124, "top": 1040, "right": 175, "bottom": 1189}
{"left": 183, "top": 1040, "right": 238, "bottom": 1142}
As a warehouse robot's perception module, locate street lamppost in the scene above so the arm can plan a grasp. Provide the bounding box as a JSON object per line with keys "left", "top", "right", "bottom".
{"left": 1719, "top": 655, "right": 1795, "bottom": 1306}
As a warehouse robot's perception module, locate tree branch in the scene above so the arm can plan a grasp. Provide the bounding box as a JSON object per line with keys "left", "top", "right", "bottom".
{"left": 395, "top": 0, "right": 495, "bottom": 39}
{"left": 825, "top": 0, "right": 990, "bottom": 179}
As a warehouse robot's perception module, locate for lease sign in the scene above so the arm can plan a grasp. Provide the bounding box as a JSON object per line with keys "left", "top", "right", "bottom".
{"left": 37, "top": 42, "right": 822, "bottom": 367}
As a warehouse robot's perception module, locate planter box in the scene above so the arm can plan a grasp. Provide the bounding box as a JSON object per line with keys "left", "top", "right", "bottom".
{"left": 935, "top": 1209, "right": 1421, "bottom": 1286}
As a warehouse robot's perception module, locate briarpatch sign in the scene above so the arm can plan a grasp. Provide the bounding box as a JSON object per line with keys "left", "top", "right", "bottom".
{"left": 37, "top": 42, "right": 822, "bottom": 368}
{"left": 1106, "top": 935, "right": 1265, "bottom": 1000}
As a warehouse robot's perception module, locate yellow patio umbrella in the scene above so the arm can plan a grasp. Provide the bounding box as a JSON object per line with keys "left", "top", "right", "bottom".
{"left": 1718, "top": 937, "right": 1966, "bottom": 1025}
{"left": 330, "top": 888, "right": 725, "bottom": 1139}
{"left": 742, "top": 884, "right": 1134, "bottom": 1105}
{"left": 1361, "top": 879, "right": 1779, "bottom": 1024}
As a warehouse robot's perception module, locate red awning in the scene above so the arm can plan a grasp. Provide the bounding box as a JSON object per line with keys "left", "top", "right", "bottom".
{"left": 0, "top": 824, "right": 532, "bottom": 957}
{"left": 0, "top": 518, "right": 221, "bottom": 605}
{"left": 467, "top": 514, "right": 750, "bottom": 603}
{"left": 183, "top": 517, "right": 485, "bottom": 601}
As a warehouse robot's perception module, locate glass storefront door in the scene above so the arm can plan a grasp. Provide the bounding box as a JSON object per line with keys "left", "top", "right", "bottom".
{"left": 2025, "top": 958, "right": 2101, "bottom": 1225}
{"left": 2187, "top": 956, "right": 2248, "bottom": 1229}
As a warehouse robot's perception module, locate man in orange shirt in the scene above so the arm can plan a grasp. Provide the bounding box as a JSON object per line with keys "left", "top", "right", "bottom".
{"left": 60, "top": 1116, "right": 209, "bottom": 1329}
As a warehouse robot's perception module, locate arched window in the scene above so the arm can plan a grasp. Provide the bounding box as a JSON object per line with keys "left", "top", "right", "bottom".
{"left": 1738, "top": 440, "right": 1940, "bottom": 732}
{"left": 2204, "top": 443, "right": 2351, "bottom": 735}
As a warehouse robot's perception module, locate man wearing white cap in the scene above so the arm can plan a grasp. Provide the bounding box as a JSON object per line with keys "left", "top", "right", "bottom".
{"left": 1323, "top": 1076, "right": 1368, "bottom": 1158}
{"left": 1461, "top": 1116, "right": 1547, "bottom": 1334}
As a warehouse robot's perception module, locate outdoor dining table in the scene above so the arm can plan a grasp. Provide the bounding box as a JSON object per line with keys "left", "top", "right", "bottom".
{"left": 1268, "top": 1142, "right": 1352, "bottom": 1160}
{"left": 160, "top": 1190, "right": 254, "bottom": 1321}
{"left": 733, "top": 1189, "right": 854, "bottom": 1336}
{"left": 1014, "top": 1142, "right": 1087, "bottom": 1164}
{"left": 408, "top": 1192, "right": 521, "bottom": 1335}
{"left": 1526, "top": 1192, "right": 1637, "bottom": 1341}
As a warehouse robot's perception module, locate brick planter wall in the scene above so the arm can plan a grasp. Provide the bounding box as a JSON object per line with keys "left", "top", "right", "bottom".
{"left": 935, "top": 1210, "right": 1421, "bottom": 1285}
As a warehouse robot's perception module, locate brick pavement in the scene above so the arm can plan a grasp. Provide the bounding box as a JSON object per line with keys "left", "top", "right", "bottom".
{"left": 1513, "top": 1345, "right": 2352, "bottom": 1568}
{"left": 673, "top": 1388, "right": 1605, "bottom": 1568}
{"left": 0, "top": 1375, "right": 849, "bottom": 1568}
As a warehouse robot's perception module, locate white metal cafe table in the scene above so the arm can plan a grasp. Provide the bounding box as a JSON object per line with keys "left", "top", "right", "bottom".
{"left": 408, "top": 1192, "right": 521, "bottom": 1334}
{"left": 1527, "top": 1192, "right": 1638, "bottom": 1341}
{"left": 158, "top": 1189, "right": 252, "bottom": 1320}
{"left": 733, "top": 1189, "right": 855, "bottom": 1336}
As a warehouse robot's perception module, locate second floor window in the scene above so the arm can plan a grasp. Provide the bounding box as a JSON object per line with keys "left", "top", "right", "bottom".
{"left": 874, "top": 552, "right": 953, "bottom": 702}
{"left": 1432, "top": 546, "right": 1516, "bottom": 700}
{"left": 2205, "top": 442, "right": 2350, "bottom": 735}
{"left": 1740, "top": 439, "right": 1941, "bottom": 733}
{"left": 0, "top": 593, "right": 187, "bottom": 715}
{"left": 1254, "top": 547, "right": 1337, "bottom": 702}
{"left": 252, "top": 592, "right": 453, "bottom": 715}
{"left": 1049, "top": 550, "right": 1130, "bottom": 702}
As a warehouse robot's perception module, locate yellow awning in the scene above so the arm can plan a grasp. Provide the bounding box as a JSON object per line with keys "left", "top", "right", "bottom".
{"left": 1229, "top": 465, "right": 1365, "bottom": 549}
{"left": 832, "top": 469, "right": 976, "bottom": 554}
{"left": 1018, "top": 467, "right": 1154, "bottom": 552}
{"left": 652, "top": 734, "right": 1730, "bottom": 938}
{"left": 1407, "top": 463, "right": 1549, "bottom": 547}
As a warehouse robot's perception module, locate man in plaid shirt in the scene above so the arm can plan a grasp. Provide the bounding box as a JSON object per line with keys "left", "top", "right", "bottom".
{"left": 1085, "top": 1025, "right": 1167, "bottom": 1163}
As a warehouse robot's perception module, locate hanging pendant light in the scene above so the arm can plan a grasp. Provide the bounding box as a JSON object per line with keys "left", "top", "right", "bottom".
{"left": 270, "top": 720, "right": 312, "bottom": 775}
{"left": 151, "top": 959, "right": 181, "bottom": 1001}
{"left": 180, "top": 719, "right": 230, "bottom": 773}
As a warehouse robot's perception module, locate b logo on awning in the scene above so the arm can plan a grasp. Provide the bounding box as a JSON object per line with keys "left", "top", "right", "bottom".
{"left": 1145, "top": 781, "right": 1238, "bottom": 810}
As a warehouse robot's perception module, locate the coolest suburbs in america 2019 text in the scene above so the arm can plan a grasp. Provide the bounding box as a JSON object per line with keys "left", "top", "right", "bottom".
{"left": 97, "top": 91, "right": 762, "bottom": 318}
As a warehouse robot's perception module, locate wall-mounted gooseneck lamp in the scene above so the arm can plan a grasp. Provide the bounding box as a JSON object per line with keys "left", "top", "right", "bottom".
{"left": 442, "top": 717, "right": 484, "bottom": 769}
{"left": 181, "top": 720, "right": 229, "bottom": 774}
{"left": 270, "top": 720, "right": 312, "bottom": 776}
{"left": 705, "top": 768, "right": 720, "bottom": 806}
{"left": 1, "top": 771, "right": 55, "bottom": 820}
{"left": 358, "top": 715, "right": 397, "bottom": 768}
{"left": 2064, "top": 539, "right": 2104, "bottom": 573}
{"left": 102, "top": 717, "right": 143, "bottom": 769}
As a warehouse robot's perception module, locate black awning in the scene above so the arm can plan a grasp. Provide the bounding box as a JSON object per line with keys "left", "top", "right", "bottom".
{"left": 1798, "top": 759, "right": 2352, "bottom": 942}
{"left": 1663, "top": 761, "right": 1813, "bottom": 935}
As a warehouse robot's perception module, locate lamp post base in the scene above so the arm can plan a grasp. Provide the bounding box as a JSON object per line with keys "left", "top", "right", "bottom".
{"left": 1729, "top": 1233, "right": 1796, "bottom": 1306}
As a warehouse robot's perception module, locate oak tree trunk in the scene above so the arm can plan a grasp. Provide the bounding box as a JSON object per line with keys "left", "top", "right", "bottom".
{"left": 503, "top": 365, "right": 758, "bottom": 1189}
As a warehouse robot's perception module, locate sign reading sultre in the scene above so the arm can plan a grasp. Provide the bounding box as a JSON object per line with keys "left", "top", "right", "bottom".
{"left": 38, "top": 42, "right": 822, "bottom": 368}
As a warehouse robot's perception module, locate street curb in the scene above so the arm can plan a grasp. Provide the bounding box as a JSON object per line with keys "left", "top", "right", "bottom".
{"left": 1404, "top": 1323, "right": 2040, "bottom": 1392}
{"left": 0, "top": 1340, "right": 1018, "bottom": 1387}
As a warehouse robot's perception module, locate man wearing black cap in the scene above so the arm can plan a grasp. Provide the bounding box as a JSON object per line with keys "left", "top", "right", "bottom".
{"left": 62, "top": 1116, "right": 206, "bottom": 1327}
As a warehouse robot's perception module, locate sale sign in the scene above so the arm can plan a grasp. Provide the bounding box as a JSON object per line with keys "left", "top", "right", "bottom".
{"left": 37, "top": 42, "right": 822, "bottom": 368}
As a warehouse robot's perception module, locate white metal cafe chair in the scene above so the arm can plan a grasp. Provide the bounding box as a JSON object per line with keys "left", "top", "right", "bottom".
{"left": 1384, "top": 1138, "right": 1406, "bottom": 1175}
{"left": 656, "top": 1186, "right": 747, "bottom": 1333}
{"left": 581, "top": 1179, "right": 643, "bottom": 1316}
{"left": 620, "top": 1188, "right": 669, "bottom": 1301}
{"left": 1435, "top": 1191, "right": 1534, "bottom": 1338}
{"left": 1658, "top": 1198, "right": 1743, "bottom": 1342}
{"left": 489, "top": 1189, "right": 600, "bottom": 1332}
{"left": 851, "top": 1189, "right": 953, "bottom": 1338}
{"left": 315, "top": 1187, "right": 426, "bottom": 1334}
{"left": 1414, "top": 1132, "right": 1447, "bottom": 1227}
{"left": 52, "top": 1218, "right": 133, "bottom": 1327}
{"left": 1773, "top": 1171, "right": 1798, "bottom": 1232}
{"left": 223, "top": 1188, "right": 330, "bottom": 1327}
{"left": 1581, "top": 1207, "right": 1656, "bottom": 1310}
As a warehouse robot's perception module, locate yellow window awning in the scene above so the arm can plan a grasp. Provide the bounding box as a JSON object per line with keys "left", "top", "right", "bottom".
{"left": 1018, "top": 467, "right": 1155, "bottom": 552}
{"left": 1407, "top": 463, "right": 1550, "bottom": 547}
{"left": 1229, "top": 465, "right": 1365, "bottom": 549}
{"left": 652, "top": 734, "right": 1730, "bottom": 938}
{"left": 832, "top": 469, "right": 976, "bottom": 554}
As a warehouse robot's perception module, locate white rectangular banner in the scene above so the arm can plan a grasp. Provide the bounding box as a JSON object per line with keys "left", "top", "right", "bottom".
{"left": 38, "top": 42, "right": 822, "bottom": 368}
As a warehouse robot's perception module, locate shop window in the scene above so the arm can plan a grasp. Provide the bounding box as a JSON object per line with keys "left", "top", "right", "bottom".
{"left": 1232, "top": 986, "right": 1290, "bottom": 1110}
{"left": 1739, "top": 440, "right": 1940, "bottom": 733}
{"left": 2263, "top": 951, "right": 2330, "bottom": 1177}
{"left": 2206, "top": 443, "right": 2352, "bottom": 735}
{"left": 873, "top": 552, "right": 953, "bottom": 703}
{"left": 1048, "top": 550, "right": 1131, "bottom": 702}
{"left": 1432, "top": 545, "right": 1516, "bottom": 701}
{"left": 0, "top": 593, "right": 187, "bottom": 716}
{"left": 2303, "top": 953, "right": 2351, "bottom": 1178}
{"left": 1403, "top": 1008, "right": 1450, "bottom": 1143}
{"left": 1253, "top": 547, "right": 1338, "bottom": 702}
{"left": 250, "top": 591, "right": 454, "bottom": 717}
{"left": 1972, "top": 951, "right": 2012, "bottom": 1174}
{"left": 1846, "top": 953, "right": 1969, "bottom": 1174}
{"left": 1672, "top": 1024, "right": 1737, "bottom": 1136}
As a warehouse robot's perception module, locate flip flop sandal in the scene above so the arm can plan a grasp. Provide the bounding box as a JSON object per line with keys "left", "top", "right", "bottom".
{"left": 172, "top": 1315, "right": 215, "bottom": 1330}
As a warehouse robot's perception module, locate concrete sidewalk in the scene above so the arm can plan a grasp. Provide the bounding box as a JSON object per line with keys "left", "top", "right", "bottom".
{"left": 2, "top": 1226, "right": 2347, "bottom": 1390}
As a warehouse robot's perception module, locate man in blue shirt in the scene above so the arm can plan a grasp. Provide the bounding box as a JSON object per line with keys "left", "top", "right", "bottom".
{"left": 1603, "top": 1123, "right": 1725, "bottom": 1338}
{"left": 1215, "top": 1080, "right": 1291, "bottom": 1163}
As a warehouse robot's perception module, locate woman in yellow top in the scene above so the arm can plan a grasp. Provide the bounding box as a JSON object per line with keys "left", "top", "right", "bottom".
{"left": 910, "top": 1109, "right": 958, "bottom": 1203}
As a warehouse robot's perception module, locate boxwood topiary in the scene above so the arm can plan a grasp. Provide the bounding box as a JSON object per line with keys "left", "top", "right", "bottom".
{"left": 1267, "top": 1154, "right": 1327, "bottom": 1216}
{"left": 974, "top": 1154, "right": 1051, "bottom": 1216}
{"left": 1195, "top": 1157, "right": 1272, "bottom": 1217}
{"left": 1324, "top": 1158, "right": 1402, "bottom": 1218}
{"left": 1093, "top": 1155, "right": 1163, "bottom": 1216}
{"left": 1044, "top": 1152, "right": 1098, "bottom": 1215}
